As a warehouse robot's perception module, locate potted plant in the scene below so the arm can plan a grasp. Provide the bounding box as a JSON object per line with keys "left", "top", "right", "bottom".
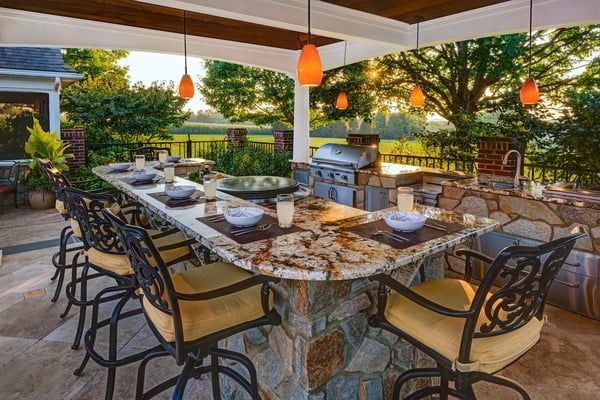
{"left": 21, "top": 118, "right": 73, "bottom": 209}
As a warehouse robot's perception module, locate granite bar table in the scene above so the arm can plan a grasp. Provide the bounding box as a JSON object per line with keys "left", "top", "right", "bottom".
{"left": 145, "top": 157, "right": 215, "bottom": 177}
{"left": 94, "top": 166, "right": 498, "bottom": 399}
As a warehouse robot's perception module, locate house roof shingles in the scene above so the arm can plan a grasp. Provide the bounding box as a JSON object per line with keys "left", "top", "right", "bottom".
{"left": 0, "top": 47, "right": 78, "bottom": 74}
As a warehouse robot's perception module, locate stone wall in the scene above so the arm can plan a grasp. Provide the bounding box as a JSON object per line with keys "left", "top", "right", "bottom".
{"left": 61, "top": 128, "right": 85, "bottom": 167}
{"left": 219, "top": 255, "right": 445, "bottom": 399}
{"left": 438, "top": 185, "right": 600, "bottom": 253}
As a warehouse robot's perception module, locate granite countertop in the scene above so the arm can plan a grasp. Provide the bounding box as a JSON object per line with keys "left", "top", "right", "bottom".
{"left": 148, "top": 158, "right": 215, "bottom": 169}
{"left": 94, "top": 166, "right": 498, "bottom": 281}
{"left": 444, "top": 177, "right": 600, "bottom": 210}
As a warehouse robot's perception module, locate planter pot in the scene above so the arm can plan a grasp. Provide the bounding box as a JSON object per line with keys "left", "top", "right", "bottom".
{"left": 28, "top": 188, "right": 56, "bottom": 210}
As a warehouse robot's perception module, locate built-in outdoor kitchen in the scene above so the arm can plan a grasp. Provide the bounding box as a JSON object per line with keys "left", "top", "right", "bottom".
{"left": 294, "top": 134, "right": 600, "bottom": 322}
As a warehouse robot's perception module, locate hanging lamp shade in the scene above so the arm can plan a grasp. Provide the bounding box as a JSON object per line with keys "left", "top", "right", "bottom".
{"left": 336, "top": 91, "right": 348, "bottom": 110}
{"left": 297, "top": 44, "right": 323, "bottom": 87}
{"left": 179, "top": 74, "right": 194, "bottom": 99}
{"left": 520, "top": 77, "right": 539, "bottom": 105}
{"left": 410, "top": 85, "right": 425, "bottom": 108}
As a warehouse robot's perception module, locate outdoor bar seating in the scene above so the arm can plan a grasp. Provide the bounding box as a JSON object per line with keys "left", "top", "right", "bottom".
{"left": 0, "top": 161, "right": 21, "bottom": 214}
{"left": 369, "top": 230, "right": 586, "bottom": 399}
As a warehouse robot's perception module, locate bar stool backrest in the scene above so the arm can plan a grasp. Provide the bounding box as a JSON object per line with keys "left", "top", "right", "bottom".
{"left": 62, "top": 187, "right": 123, "bottom": 255}
{"left": 458, "top": 230, "right": 586, "bottom": 363}
{"left": 38, "top": 158, "right": 71, "bottom": 201}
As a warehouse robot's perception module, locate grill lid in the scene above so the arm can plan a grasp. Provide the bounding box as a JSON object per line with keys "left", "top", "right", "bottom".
{"left": 311, "top": 143, "right": 378, "bottom": 169}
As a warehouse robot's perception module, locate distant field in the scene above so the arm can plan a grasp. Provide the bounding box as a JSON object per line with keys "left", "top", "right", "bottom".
{"left": 170, "top": 133, "right": 428, "bottom": 155}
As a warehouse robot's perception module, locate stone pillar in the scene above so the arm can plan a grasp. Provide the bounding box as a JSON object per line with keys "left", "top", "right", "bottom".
{"left": 477, "top": 137, "right": 524, "bottom": 182}
{"left": 219, "top": 254, "right": 445, "bottom": 399}
{"left": 293, "top": 79, "right": 310, "bottom": 163}
{"left": 226, "top": 128, "right": 247, "bottom": 145}
{"left": 273, "top": 129, "right": 294, "bottom": 152}
{"left": 61, "top": 128, "right": 85, "bottom": 167}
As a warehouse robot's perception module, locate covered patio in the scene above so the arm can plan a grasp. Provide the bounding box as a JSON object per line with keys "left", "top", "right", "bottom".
{"left": 0, "top": 1, "right": 599, "bottom": 400}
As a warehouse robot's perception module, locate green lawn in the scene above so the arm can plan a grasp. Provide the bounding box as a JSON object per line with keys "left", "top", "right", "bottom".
{"left": 170, "top": 134, "right": 428, "bottom": 155}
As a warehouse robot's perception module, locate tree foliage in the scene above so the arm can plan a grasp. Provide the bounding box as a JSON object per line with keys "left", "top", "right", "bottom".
{"left": 200, "top": 60, "right": 376, "bottom": 127}
{"left": 62, "top": 49, "right": 129, "bottom": 83}
{"left": 62, "top": 78, "right": 190, "bottom": 142}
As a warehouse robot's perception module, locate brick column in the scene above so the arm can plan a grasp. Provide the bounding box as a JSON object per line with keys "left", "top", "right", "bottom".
{"left": 61, "top": 128, "right": 86, "bottom": 167}
{"left": 273, "top": 129, "right": 294, "bottom": 152}
{"left": 477, "top": 137, "right": 524, "bottom": 182}
{"left": 226, "top": 128, "right": 247, "bottom": 145}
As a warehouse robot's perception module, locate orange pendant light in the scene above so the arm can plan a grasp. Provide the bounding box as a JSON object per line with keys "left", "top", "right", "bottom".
{"left": 410, "top": 18, "right": 425, "bottom": 108}
{"left": 297, "top": 0, "right": 323, "bottom": 87}
{"left": 520, "top": 0, "right": 539, "bottom": 105}
{"left": 335, "top": 41, "right": 349, "bottom": 110}
{"left": 178, "top": 11, "right": 194, "bottom": 99}
{"left": 336, "top": 91, "right": 348, "bottom": 110}
{"left": 410, "top": 85, "right": 425, "bottom": 108}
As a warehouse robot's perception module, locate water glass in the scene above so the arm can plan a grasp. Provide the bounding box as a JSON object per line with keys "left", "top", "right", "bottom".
{"left": 164, "top": 162, "right": 175, "bottom": 183}
{"left": 397, "top": 187, "right": 414, "bottom": 211}
{"left": 277, "top": 194, "right": 294, "bottom": 229}
{"left": 203, "top": 173, "right": 217, "bottom": 201}
{"left": 135, "top": 155, "right": 145, "bottom": 171}
{"left": 158, "top": 150, "right": 168, "bottom": 164}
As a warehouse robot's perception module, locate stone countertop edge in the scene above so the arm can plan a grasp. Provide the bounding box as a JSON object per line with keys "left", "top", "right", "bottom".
{"left": 442, "top": 177, "right": 600, "bottom": 210}
{"left": 93, "top": 166, "right": 498, "bottom": 282}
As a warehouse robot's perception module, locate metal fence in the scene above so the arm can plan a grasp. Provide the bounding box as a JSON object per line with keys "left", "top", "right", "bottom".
{"left": 86, "top": 138, "right": 596, "bottom": 184}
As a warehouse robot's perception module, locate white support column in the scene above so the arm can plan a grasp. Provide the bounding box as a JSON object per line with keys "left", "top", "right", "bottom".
{"left": 292, "top": 79, "right": 310, "bottom": 163}
{"left": 49, "top": 77, "right": 61, "bottom": 135}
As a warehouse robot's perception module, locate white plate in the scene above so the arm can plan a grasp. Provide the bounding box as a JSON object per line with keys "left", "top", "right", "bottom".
{"left": 165, "top": 185, "right": 196, "bottom": 199}
{"left": 383, "top": 211, "right": 427, "bottom": 232}
{"left": 131, "top": 169, "right": 157, "bottom": 182}
{"left": 110, "top": 163, "right": 130, "bottom": 171}
{"left": 167, "top": 155, "right": 181, "bottom": 163}
{"left": 224, "top": 207, "right": 265, "bottom": 228}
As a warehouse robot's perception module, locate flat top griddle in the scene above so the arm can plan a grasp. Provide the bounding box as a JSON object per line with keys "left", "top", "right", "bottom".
{"left": 217, "top": 176, "right": 299, "bottom": 200}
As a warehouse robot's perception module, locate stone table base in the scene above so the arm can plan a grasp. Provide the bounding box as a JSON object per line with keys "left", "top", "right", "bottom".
{"left": 219, "top": 253, "right": 444, "bottom": 400}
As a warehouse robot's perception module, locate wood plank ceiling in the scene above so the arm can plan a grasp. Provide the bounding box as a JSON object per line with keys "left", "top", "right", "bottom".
{"left": 322, "top": 0, "right": 511, "bottom": 23}
{"left": 0, "top": 0, "right": 338, "bottom": 50}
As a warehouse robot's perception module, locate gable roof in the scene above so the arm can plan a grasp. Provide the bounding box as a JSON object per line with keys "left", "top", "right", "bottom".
{"left": 0, "top": 47, "right": 78, "bottom": 74}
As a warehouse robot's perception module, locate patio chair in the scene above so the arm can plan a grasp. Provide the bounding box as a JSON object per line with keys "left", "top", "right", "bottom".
{"left": 103, "top": 208, "right": 282, "bottom": 400}
{"left": 368, "top": 229, "right": 586, "bottom": 400}
{"left": 62, "top": 187, "right": 197, "bottom": 400}
{"left": 129, "top": 146, "right": 171, "bottom": 162}
{"left": 0, "top": 161, "right": 22, "bottom": 214}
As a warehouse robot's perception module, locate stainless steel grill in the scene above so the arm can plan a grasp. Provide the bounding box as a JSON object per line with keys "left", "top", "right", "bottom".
{"left": 310, "top": 144, "right": 378, "bottom": 185}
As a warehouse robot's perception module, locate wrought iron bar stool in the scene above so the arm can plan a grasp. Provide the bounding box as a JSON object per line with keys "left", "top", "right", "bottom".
{"left": 368, "top": 229, "right": 586, "bottom": 400}
{"left": 62, "top": 187, "right": 196, "bottom": 400}
{"left": 103, "top": 208, "right": 282, "bottom": 400}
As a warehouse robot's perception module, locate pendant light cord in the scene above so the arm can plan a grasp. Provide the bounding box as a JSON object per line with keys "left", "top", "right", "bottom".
{"left": 415, "top": 20, "right": 420, "bottom": 85}
{"left": 343, "top": 41, "right": 347, "bottom": 66}
{"left": 183, "top": 10, "right": 188, "bottom": 75}
{"left": 308, "top": 0, "right": 312, "bottom": 44}
{"left": 528, "top": 0, "right": 533, "bottom": 77}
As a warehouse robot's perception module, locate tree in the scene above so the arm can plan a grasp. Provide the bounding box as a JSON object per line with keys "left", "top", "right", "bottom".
{"left": 62, "top": 78, "right": 190, "bottom": 142}
{"left": 375, "top": 26, "right": 599, "bottom": 157}
{"left": 200, "top": 60, "right": 376, "bottom": 128}
{"left": 62, "top": 49, "right": 129, "bottom": 84}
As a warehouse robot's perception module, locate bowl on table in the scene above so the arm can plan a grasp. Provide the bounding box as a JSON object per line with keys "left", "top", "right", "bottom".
{"left": 224, "top": 207, "right": 265, "bottom": 228}
{"left": 167, "top": 155, "right": 181, "bottom": 163}
{"left": 131, "top": 169, "right": 157, "bottom": 182}
{"left": 110, "top": 162, "right": 130, "bottom": 172}
{"left": 383, "top": 211, "right": 427, "bottom": 232}
{"left": 165, "top": 185, "right": 196, "bottom": 199}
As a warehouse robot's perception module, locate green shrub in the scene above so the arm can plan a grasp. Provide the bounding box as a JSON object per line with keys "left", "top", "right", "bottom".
{"left": 214, "top": 141, "right": 291, "bottom": 177}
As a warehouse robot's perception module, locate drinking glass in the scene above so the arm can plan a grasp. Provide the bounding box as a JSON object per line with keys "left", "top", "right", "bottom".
{"left": 158, "top": 150, "right": 168, "bottom": 164}
{"left": 203, "top": 173, "right": 217, "bottom": 201}
{"left": 135, "top": 155, "right": 145, "bottom": 171}
{"left": 277, "top": 194, "right": 294, "bottom": 229}
{"left": 396, "top": 187, "right": 414, "bottom": 211}
{"left": 164, "top": 162, "right": 175, "bottom": 183}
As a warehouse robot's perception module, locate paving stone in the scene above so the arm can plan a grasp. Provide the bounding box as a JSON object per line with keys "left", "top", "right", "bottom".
{"left": 0, "top": 336, "right": 37, "bottom": 368}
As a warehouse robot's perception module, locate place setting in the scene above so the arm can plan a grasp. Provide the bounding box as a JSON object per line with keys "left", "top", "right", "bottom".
{"left": 198, "top": 194, "right": 305, "bottom": 244}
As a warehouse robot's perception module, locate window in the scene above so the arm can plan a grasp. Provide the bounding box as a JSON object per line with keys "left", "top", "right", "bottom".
{"left": 0, "top": 92, "right": 49, "bottom": 160}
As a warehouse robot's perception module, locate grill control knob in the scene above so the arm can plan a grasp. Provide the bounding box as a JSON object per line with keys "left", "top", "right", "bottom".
{"left": 328, "top": 172, "right": 335, "bottom": 179}
{"left": 316, "top": 170, "right": 322, "bottom": 177}
{"left": 341, "top": 175, "right": 348, "bottom": 181}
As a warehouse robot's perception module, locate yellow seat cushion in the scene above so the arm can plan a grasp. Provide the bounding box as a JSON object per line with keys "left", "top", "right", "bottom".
{"left": 70, "top": 218, "right": 82, "bottom": 238}
{"left": 384, "top": 278, "right": 545, "bottom": 374}
{"left": 144, "top": 262, "right": 270, "bottom": 343}
{"left": 55, "top": 200, "right": 67, "bottom": 215}
{"left": 86, "top": 231, "right": 192, "bottom": 276}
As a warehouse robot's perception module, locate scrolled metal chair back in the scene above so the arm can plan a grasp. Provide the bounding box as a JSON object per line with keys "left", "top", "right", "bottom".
{"left": 62, "top": 187, "right": 123, "bottom": 254}
{"left": 469, "top": 230, "right": 586, "bottom": 339}
{"left": 37, "top": 158, "right": 71, "bottom": 200}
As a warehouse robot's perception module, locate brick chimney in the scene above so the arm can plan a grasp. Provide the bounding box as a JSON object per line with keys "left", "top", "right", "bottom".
{"left": 477, "top": 137, "right": 525, "bottom": 182}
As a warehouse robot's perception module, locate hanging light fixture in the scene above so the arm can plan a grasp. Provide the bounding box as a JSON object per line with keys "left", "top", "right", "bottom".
{"left": 178, "top": 10, "right": 194, "bottom": 99}
{"left": 520, "top": 0, "right": 539, "bottom": 105}
{"left": 410, "top": 18, "right": 425, "bottom": 108}
{"left": 335, "top": 41, "right": 349, "bottom": 110}
{"left": 297, "top": 0, "right": 323, "bottom": 87}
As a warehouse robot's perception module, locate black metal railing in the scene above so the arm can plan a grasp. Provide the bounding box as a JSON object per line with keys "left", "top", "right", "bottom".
{"left": 523, "top": 163, "right": 599, "bottom": 186}
{"left": 380, "top": 153, "right": 476, "bottom": 173}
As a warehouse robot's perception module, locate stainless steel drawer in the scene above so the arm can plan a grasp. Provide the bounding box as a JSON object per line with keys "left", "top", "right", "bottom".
{"left": 314, "top": 181, "right": 356, "bottom": 207}
{"left": 547, "top": 269, "right": 599, "bottom": 319}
